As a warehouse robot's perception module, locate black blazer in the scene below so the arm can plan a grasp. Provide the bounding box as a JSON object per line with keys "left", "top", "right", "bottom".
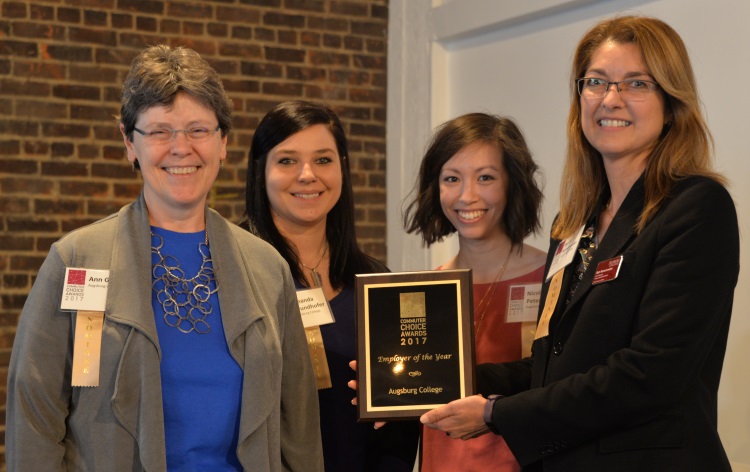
{"left": 478, "top": 176, "right": 739, "bottom": 472}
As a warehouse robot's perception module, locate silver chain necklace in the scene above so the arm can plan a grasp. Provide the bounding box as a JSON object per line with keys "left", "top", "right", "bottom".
{"left": 150, "top": 231, "right": 218, "bottom": 334}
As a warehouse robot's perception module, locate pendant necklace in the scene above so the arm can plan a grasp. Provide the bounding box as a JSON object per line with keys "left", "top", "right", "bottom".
{"left": 301, "top": 241, "right": 329, "bottom": 288}
{"left": 474, "top": 246, "right": 513, "bottom": 337}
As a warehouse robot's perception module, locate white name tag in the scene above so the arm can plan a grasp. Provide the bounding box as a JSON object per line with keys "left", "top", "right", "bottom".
{"left": 506, "top": 283, "right": 542, "bottom": 323}
{"left": 546, "top": 225, "right": 585, "bottom": 281}
{"left": 297, "top": 287, "right": 335, "bottom": 328}
{"left": 60, "top": 268, "right": 110, "bottom": 312}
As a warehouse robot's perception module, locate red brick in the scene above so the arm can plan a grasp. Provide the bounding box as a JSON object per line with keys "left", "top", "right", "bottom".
{"left": 53, "top": 84, "right": 101, "bottom": 101}
{"left": 119, "top": 0, "right": 164, "bottom": 14}
{"left": 309, "top": 50, "right": 349, "bottom": 66}
{"left": 71, "top": 104, "right": 118, "bottom": 121}
{"left": 265, "top": 46, "right": 305, "bottom": 63}
{"left": 46, "top": 44, "right": 93, "bottom": 62}
{"left": 90, "top": 162, "right": 131, "bottom": 178}
{"left": 69, "top": 64, "right": 118, "bottom": 83}
{"left": 84, "top": 10, "right": 108, "bottom": 26}
{"left": 308, "top": 16, "right": 348, "bottom": 32}
{"left": 332, "top": 1, "right": 368, "bottom": 16}
{"left": 301, "top": 31, "right": 321, "bottom": 47}
{"left": 304, "top": 84, "right": 347, "bottom": 101}
{"left": 223, "top": 79, "right": 260, "bottom": 94}
{"left": 285, "top": 0, "right": 324, "bottom": 12}
{"left": 352, "top": 20, "right": 386, "bottom": 37}
{"left": 217, "top": 7, "right": 260, "bottom": 24}
{"left": 60, "top": 180, "right": 109, "bottom": 197}
{"left": 255, "top": 27, "right": 275, "bottom": 42}
{"left": 29, "top": 4, "right": 54, "bottom": 21}
{"left": 0, "top": 236, "right": 33, "bottom": 251}
{"left": 220, "top": 43, "right": 262, "bottom": 59}
{"left": 183, "top": 21, "right": 204, "bottom": 36}
{"left": 0, "top": 40, "right": 38, "bottom": 57}
{"left": 241, "top": 62, "right": 282, "bottom": 78}
{"left": 34, "top": 199, "right": 84, "bottom": 216}
{"left": 330, "top": 70, "right": 369, "bottom": 85}
{"left": 263, "top": 12, "right": 305, "bottom": 28}
{"left": 286, "top": 66, "right": 326, "bottom": 81}
{"left": 231, "top": 26, "right": 253, "bottom": 40}
{"left": 278, "top": 30, "right": 297, "bottom": 45}
{"left": 263, "top": 82, "right": 304, "bottom": 96}
{"left": 41, "top": 123, "right": 90, "bottom": 139}
{"left": 207, "top": 22, "right": 228, "bottom": 37}
{"left": 112, "top": 12, "right": 133, "bottom": 28}
{"left": 0, "top": 140, "right": 21, "bottom": 155}
{"left": 1, "top": 160, "right": 38, "bottom": 174}
{"left": 23, "top": 141, "right": 49, "bottom": 155}
{"left": 69, "top": 27, "right": 117, "bottom": 46}
{"left": 2, "top": 293, "right": 29, "bottom": 310}
{"left": 0, "top": 197, "right": 30, "bottom": 214}
{"left": 323, "top": 34, "right": 342, "bottom": 48}
{"left": 136, "top": 16, "right": 158, "bottom": 32}
{"left": 239, "top": 0, "right": 281, "bottom": 6}
{"left": 12, "top": 22, "right": 66, "bottom": 40}
{"left": 17, "top": 100, "right": 68, "bottom": 119}
{"left": 344, "top": 35, "right": 363, "bottom": 51}
{"left": 6, "top": 217, "right": 59, "bottom": 232}
{"left": 58, "top": 7, "right": 82, "bottom": 23}
{"left": 9, "top": 255, "right": 46, "bottom": 272}
{"left": 41, "top": 161, "right": 89, "bottom": 177}
{"left": 2, "top": 2, "right": 27, "bottom": 18}
{"left": 160, "top": 18, "right": 180, "bottom": 34}
{"left": 167, "top": 2, "right": 213, "bottom": 19}
{"left": 51, "top": 142, "right": 75, "bottom": 157}
{"left": 3, "top": 274, "right": 31, "bottom": 289}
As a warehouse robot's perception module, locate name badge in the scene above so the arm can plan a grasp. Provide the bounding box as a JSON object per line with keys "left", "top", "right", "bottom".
{"left": 60, "top": 268, "right": 110, "bottom": 312}
{"left": 297, "top": 287, "right": 335, "bottom": 328}
{"left": 506, "top": 283, "right": 542, "bottom": 323}
{"left": 592, "top": 255, "right": 623, "bottom": 285}
{"left": 546, "top": 225, "right": 585, "bottom": 281}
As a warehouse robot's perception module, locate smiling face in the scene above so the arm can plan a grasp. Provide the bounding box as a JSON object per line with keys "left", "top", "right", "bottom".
{"left": 264, "top": 124, "right": 343, "bottom": 234}
{"left": 439, "top": 142, "right": 508, "bottom": 243}
{"left": 580, "top": 41, "right": 668, "bottom": 170}
{"left": 121, "top": 93, "right": 227, "bottom": 228}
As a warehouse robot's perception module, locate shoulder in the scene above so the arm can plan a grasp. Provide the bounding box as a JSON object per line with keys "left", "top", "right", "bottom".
{"left": 54, "top": 208, "right": 123, "bottom": 255}
{"left": 657, "top": 176, "right": 737, "bottom": 225}
{"left": 210, "top": 211, "right": 288, "bottom": 270}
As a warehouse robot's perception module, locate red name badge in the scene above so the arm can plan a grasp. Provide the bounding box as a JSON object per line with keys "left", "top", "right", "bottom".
{"left": 592, "top": 255, "right": 623, "bottom": 285}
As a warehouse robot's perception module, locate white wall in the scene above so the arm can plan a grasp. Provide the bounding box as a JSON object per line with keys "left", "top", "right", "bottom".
{"left": 388, "top": 0, "right": 750, "bottom": 466}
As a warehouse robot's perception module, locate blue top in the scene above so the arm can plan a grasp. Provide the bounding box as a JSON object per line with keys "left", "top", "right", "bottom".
{"left": 150, "top": 227, "right": 243, "bottom": 471}
{"left": 305, "top": 284, "right": 419, "bottom": 471}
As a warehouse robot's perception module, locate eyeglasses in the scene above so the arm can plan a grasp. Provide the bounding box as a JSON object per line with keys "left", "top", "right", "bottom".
{"left": 576, "top": 77, "right": 659, "bottom": 101}
{"left": 133, "top": 126, "right": 221, "bottom": 143}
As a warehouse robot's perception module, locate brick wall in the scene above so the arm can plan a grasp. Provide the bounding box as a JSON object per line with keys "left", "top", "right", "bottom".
{"left": 0, "top": 0, "right": 388, "bottom": 466}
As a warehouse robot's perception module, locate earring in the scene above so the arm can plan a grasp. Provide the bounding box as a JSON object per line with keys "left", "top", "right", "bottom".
{"left": 220, "top": 159, "right": 224, "bottom": 168}
{"left": 131, "top": 162, "right": 135, "bottom": 173}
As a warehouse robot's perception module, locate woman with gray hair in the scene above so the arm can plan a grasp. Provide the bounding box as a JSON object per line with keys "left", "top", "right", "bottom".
{"left": 6, "top": 45, "right": 323, "bottom": 471}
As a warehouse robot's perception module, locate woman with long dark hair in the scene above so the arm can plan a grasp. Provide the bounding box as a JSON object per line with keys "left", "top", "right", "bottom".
{"left": 241, "top": 100, "right": 419, "bottom": 471}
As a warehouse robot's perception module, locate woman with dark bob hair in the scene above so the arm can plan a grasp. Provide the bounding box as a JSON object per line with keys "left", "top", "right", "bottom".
{"left": 403, "top": 113, "right": 546, "bottom": 472}
{"left": 241, "top": 100, "right": 419, "bottom": 471}
{"left": 421, "top": 16, "right": 739, "bottom": 472}
{"left": 7, "top": 46, "right": 322, "bottom": 471}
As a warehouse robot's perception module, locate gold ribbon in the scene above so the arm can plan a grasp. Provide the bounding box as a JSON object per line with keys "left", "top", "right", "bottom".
{"left": 535, "top": 270, "right": 563, "bottom": 340}
{"left": 305, "top": 325, "right": 332, "bottom": 390}
{"left": 72, "top": 310, "right": 104, "bottom": 387}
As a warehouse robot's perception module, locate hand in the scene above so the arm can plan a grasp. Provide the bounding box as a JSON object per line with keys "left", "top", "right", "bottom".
{"left": 420, "top": 395, "right": 490, "bottom": 440}
{"left": 348, "top": 360, "right": 386, "bottom": 429}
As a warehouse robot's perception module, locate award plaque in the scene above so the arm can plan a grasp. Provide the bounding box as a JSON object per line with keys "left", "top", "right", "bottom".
{"left": 355, "top": 269, "right": 475, "bottom": 420}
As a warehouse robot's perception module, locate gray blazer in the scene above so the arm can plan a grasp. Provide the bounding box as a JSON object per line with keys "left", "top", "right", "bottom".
{"left": 6, "top": 194, "right": 324, "bottom": 471}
